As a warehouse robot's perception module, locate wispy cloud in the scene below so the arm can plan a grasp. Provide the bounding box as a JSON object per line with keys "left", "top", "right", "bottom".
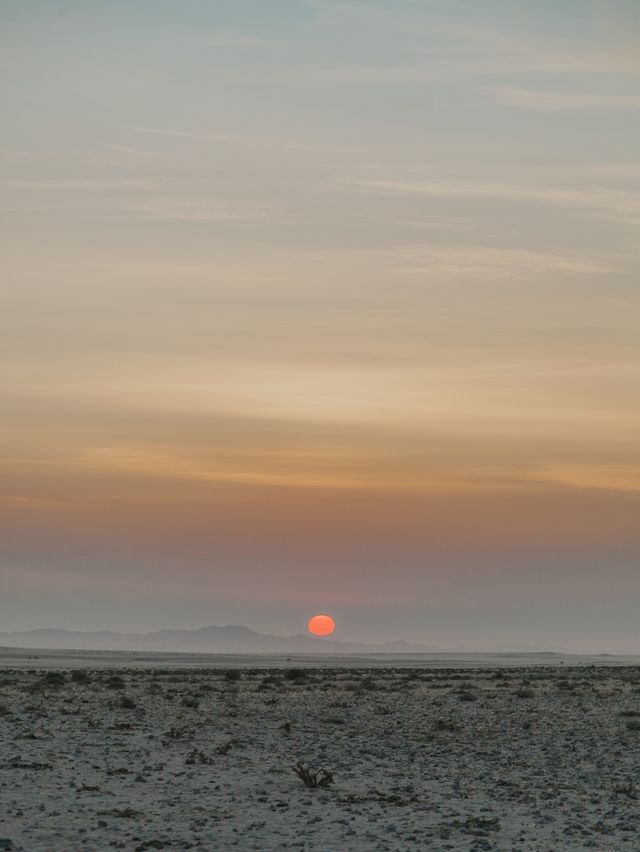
{"left": 308, "top": 0, "right": 640, "bottom": 77}
{"left": 385, "top": 245, "right": 614, "bottom": 278}
{"left": 4, "top": 179, "right": 284, "bottom": 224}
{"left": 130, "top": 125, "right": 360, "bottom": 154}
{"left": 8, "top": 179, "right": 149, "bottom": 191}
{"left": 318, "top": 63, "right": 435, "bottom": 82}
{"left": 337, "top": 177, "right": 640, "bottom": 226}
{"left": 381, "top": 217, "right": 483, "bottom": 233}
{"left": 20, "top": 435, "right": 640, "bottom": 496}
{"left": 495, "top": 87, "right": 640, "bottom": 111}
{"left": 128, "top": 198, "right": 284, "bottom": 224}
{"left": 200, "top": 32, "right": 275, "bottom": 48}
{"left": 530, "top": 464, "right": 640, "bottom": 494}
{"left": 103, "top": 145, "right": 167, "bottom": 163}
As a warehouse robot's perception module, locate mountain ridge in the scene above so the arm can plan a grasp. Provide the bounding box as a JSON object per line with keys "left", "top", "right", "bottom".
{"left": 0, "top": 625, "right": 613, "bottom": 655}
{"left": 0, "top": 623, "right": 442, "bottom": 654}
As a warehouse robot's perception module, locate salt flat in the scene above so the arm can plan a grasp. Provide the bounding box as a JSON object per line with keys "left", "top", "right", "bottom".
{"left": 1, "top": 647, "right": 639, "bottom": 670}
{"left": 1, "top": 663, "right": 640, "bottom": 850}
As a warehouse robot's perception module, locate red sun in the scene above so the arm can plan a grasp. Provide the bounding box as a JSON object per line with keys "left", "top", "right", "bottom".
{"left": 307, "top": 613, "right": 336, "bottom": 637}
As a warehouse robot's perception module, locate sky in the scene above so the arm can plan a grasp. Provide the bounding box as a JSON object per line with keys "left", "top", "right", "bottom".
{"left": 1, "top": 0, "right": 639, "bottom": 650}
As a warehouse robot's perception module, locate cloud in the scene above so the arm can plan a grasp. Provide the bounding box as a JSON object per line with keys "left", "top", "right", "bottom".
{"left": 495, "top": 87, "right": 640, "bottom": 111}
{"left": 127, "top": 198, "right": 284, "bottom": 224}
{"left": 200, "top": 32, "right": 275, "bottom": 48}
{"left": 8, "top": 179, "right": 148, "bottom": 191}
{"left": 4, "top": 179, "right": 284, "bottom": 225}
{"left": 337, "top": 177, "right": 640, "bottom": 226}
{"left": 129, "top": 125, "right": 358, "bottom": 154}
{"left": 307, "top": 0, "right": 640, "bottom": 75}
{"left": 385, "top": 245, "right": 613, "bottom": 278}
{"left": 529, "top": 465, "right": 640, "bottom": 494}
{"left": 318, "top": 63, "right": 435, "bottom": 82}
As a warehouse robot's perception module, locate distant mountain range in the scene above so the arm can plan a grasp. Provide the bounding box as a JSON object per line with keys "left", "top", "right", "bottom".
{"left": 0, "top": 625, "right": 619, "bottom": 656}
{"left": 0, "top": 624, "right": 443, "bottom": 654}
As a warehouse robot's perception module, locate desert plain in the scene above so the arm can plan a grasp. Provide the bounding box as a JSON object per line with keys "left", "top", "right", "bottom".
{"left": 1, "top": 655, "right": 640, "bottom": 850}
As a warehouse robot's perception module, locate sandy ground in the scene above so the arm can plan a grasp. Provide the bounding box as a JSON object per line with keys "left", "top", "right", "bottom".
{"left": 1, "top": 664, "right": 640, "bottom": 850}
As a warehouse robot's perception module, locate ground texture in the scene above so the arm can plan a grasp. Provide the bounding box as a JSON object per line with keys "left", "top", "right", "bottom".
{"left": 1, "top": 665, "right": 640, "bottom": 850}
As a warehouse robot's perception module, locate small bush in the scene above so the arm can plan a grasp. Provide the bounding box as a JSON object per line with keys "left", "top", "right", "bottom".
{"left": 71, "top": 670, "right": 89, "bottom": 683}
{"left": 433, "top": 718, "right": 459, "bottom": 733}
{"left": 119, "top": 696, "right": 137, "bottom": 710}
{"left": 614, "top": 782, "right": 637, "bottom": 799}
{"left": 284, "top": 668, "right": 306, "bottom": 681}
{"left": 292, "top": 762, "right": 334, "bottom": 788}
{"left": 163, "top": 725, "right": 194, "bottom": 740}
{"left": 185, "top": 749, "right": 214, "bottom": 765}
{"left": 224, "top": 670, "right": 241, "bottom": 682}
{"left": 181, "top": 696, "right": 200, "bottom": 709}
{"left": 106, "top": 675, "right": 126, "bottom": 690}
{"left": 97, "top": 807, "right": 140, "bottom": 819}
{"left": 43, "top": 672, "right": 66, "bottom": 686}
{"left": 258, "top": 674, "right": 282, "bottom": 690}
{"left": 458, "top": 691, "right": 477, "bottom": 702}
{"left": 464, "top": 816, "right": 501, "bottom": 832}
{"left": 626, "top": 720, "right": 640, "bottom": 732}
{"left": 515, "top": 687, "right": 535, "bottom": 699}
{"left": 7, "top": 759, "right": 52, "bottom": 770}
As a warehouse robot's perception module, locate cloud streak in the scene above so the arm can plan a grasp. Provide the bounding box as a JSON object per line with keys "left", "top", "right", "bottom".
{"left": 495, "top": 87, "right": 640, "bottom": 111}
{"left": 337, "top": 177, "right": 640, "bottom": 226}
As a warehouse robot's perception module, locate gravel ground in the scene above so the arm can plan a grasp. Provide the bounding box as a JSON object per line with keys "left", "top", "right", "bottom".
{"left": 1, "top": 665, "right": 640, "bottom": 850}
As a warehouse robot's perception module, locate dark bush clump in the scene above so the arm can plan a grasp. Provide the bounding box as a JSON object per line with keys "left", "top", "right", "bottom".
{"left": 185, "top": 749, "right": 214, "bottom": 765}
{"left": 458, "top": 691, "right": 477, "bottom": 702}
{"left": 224, "top": 670, "right": 241, "bottom": 682}
{"left": 43, "top": 671, "right": 66, "bottom": 686}
{"left": 614, "top": 782, "right": 637, "bottom": 799}
{"left": 260, "top": 674, "right": 282, "bottom": 687}
{"left": 292, "top": 762, "right": 334, "bottom": 788}
{"left": 284, "top": 668, "right": 307, "bottom": 681}
{"left": 433, "top": 718, "right": 459, "bottom": 733}
{"left": 515, "top": 687, "right": 535, "bottom": 699}
{"left": 216, "top": 739, "right": 236, "bottom": 755}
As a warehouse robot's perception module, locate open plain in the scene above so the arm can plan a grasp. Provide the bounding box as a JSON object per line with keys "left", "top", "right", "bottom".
{"left": 1, "top": 659, "right": 640, "bottom": 850}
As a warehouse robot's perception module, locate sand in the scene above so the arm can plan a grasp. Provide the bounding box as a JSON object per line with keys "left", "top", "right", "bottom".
{"left": 1, "top": 657, "right": 640, "bottom": 850}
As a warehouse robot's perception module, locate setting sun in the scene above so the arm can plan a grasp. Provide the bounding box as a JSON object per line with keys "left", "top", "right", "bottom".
{"left": 307, "top": 614, "right": 336, "bottom": 637}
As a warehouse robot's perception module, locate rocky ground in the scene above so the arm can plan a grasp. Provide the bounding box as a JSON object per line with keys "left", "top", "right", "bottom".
{"left": 1, "top": 665, "right": 640, "bottom": 850}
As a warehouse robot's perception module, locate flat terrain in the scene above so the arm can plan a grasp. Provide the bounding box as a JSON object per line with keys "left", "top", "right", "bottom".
{"left": 2, "top": 664, "right": 640, "bottom": 850}
{"left": 2, "top": 647, "right": 639, "bottom": 669}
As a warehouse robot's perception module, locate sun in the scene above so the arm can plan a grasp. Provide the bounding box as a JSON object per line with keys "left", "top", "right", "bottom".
{"left": 307, "top": 613, "right": 336, "bottom": 637}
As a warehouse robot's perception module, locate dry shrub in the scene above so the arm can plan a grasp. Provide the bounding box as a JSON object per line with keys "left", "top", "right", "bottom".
{"left": 292, "top": 762, "right": 334, "bottom": 788}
